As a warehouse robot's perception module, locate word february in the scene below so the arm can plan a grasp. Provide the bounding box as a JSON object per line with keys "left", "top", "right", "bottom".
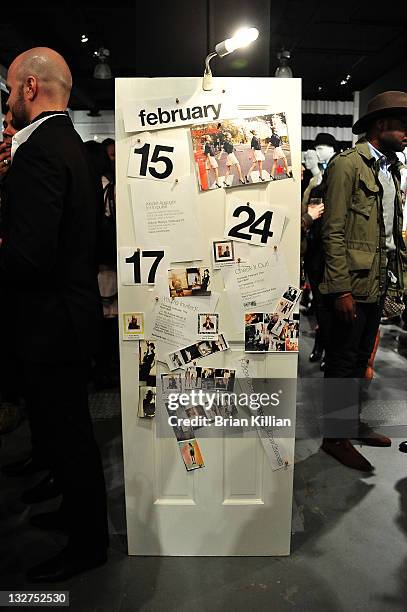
{"left": 138, "top": 103, "right": 221, "bottom": 127}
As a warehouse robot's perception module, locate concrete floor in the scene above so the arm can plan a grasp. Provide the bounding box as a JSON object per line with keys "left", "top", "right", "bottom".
{"left": 1, "top": 314, "right": 407, "bottom": 611}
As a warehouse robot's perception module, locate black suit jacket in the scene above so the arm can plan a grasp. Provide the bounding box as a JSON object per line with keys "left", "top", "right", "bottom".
{"left": 0, "top": 114, "right": 103, "bottom": 364}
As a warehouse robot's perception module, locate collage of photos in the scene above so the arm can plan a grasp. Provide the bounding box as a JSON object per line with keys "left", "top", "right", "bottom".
{"left": 190, "top": 113, "right": 292, "bottom": 191}
{"left": 138, "top": 339, "right": 157, "bottom": 417}
{"left": 168, "top": 267, "right": 211, "bottom": 297}
{"left": 184, "top": 366, "right": 236, "bottom": 392}
{"left": 167, "top": 334, "right": 229, "bottom": 371}
{"left": 122, "top": 312, "right": 145, "bottom": 340}
{"left": 245, "top": 312, "right": 299, "bottom": 353}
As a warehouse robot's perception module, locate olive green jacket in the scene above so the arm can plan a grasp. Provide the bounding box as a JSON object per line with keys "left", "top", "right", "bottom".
{"left": 319, "top": 138, "right": 405, "bottom": 302}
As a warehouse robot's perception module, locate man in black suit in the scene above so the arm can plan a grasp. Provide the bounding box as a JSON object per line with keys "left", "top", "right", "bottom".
{"left": 1, "top": 47, "right": 108, "bottom": 582}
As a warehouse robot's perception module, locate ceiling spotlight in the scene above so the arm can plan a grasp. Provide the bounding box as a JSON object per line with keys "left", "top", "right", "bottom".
{"left": 93, "top": 47, "right": 112, "bottom": 79}
{"left": 275, "top": 50, "right": 293, "bottom": 78}
{"left": 202, "top": 27, "right": 259, "bottom": 90}
{"left": 81, "top": 34, "right": 88, "bottom": 43}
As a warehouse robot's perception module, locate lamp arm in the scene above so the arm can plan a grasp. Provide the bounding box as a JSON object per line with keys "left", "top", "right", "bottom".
{"left": 204, "top": 52, "right": 217, "bottom": 75}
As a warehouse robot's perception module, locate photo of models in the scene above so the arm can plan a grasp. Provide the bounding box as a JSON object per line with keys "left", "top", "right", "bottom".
{"left": 139, "top": 340, "right": 156, "bottom": 387}
{"left": 167, "top": 334, "right": 229, "bottom": 370}
{"left": 184, "top": 366, "right": 202, "bottom": 389}
{"left": 168, "top": 267, "right": 211, "bottom": 297}
{"left": 138, "top": 387, "right": 156, "bottom": 418}
{"left": 245, "top": 313, "right": 299, "bottom": 353}
{"left": 178, "top": 439, "right": 205, "bottom": 471}
{"left": 212, "top": 240, "right": 235, "bottom": 266}
{"left": 190, "top": 112, "right": 292, "bottom": 191}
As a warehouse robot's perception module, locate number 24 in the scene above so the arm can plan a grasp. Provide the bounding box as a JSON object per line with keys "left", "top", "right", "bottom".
{"left": 228, "top": 205, "right": 274, "bottom": 244}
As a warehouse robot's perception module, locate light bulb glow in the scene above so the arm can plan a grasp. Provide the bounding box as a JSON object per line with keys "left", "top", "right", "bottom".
{"left": 226, "top": 27, "right": 259, "bottom": 52}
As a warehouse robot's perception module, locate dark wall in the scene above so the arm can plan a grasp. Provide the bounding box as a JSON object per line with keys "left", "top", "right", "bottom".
{"left": 359, "top": 57, "right": 407, "bottom": 115}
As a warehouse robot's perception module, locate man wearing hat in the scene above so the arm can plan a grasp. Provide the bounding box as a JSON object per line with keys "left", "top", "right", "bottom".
{"left": 319, "top": 91, "right": 407, "bottom": 471}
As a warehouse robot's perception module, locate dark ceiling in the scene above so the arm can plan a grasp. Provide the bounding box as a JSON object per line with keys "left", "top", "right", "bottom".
{"left": 1, "top": 0, "right": 407, "bottom": 112}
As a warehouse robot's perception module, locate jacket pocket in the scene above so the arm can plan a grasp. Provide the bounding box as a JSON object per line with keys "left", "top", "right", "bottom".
{"left": 350, "top": 176, "right": 379, "bottom": 218}
{"left": 347, "top": 249, "right": 375, "bottom": 297}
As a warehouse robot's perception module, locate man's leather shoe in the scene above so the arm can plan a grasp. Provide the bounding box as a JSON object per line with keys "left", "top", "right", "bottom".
{"left": 2, "top": 455, "right": 46, "bottom": 478}
{"left": 26, "top": 548, "right": 107, "bottom": 583}
{"left": 354, "top": 426, "right": 391, "bottom": 447}
{"left": 21, "top": 474, "right": 61, "bottom": 504}
{"left": 30, "top": 509, "right": 67, "bottom": 532}
{"left": 321, "top": 438, "right": 374, "bottom": 472}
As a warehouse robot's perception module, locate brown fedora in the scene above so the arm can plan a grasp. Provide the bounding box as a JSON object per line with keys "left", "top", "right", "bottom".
{"left": 352, "top": 90, "right": 407, "bottom": 134}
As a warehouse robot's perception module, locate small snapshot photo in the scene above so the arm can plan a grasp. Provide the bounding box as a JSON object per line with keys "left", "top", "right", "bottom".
{"left": 275, "top": 298, "right": 295, "bottom": 318}
{"left": 185, "top": 404, "right": 207, "bottom": 420}
{"left": 198, "top": 313, "right": 219, "bottom": 336}
{"left": 139, "top": 340, "right": 156, "bottom": 386}
{"left": 168, "top": 351, "right": 184, "bottom": 370}
{"left": 165, "top": 404, "right": 195, "bottom": 442}
{"left": 178, "top": 439, "right": 205, "bottom": 471}
{"left": 161, "top": 373, "right": 182, "bottom": 394}
{"left": 201, "top": 367, "right": 215, "bottom": 390}
{"left": 215, "top": 368, "right": 236, "bottom": 391}
{"left": 168, "top": 267, "right": 211, "bottom": 297}
{"left": 138, "top": 386, "right": 156, "bottom": 418}
{"left": 212, "top": 240, "right": 235, "bottom": 265}
{"left": 184, "top": 366, "right": 202, "bottom": 389}
{"left": 122, "top": 312, "right": 144, "bottom": 340}
{"left": 190, "top": 112, "right": 292, "bottom": 191}
{"left": 282, "top": 286, "right": 302, "bottom": 303}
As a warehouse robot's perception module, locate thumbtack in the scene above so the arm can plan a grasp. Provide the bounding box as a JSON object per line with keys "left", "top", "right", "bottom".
{"left": 274, "top": 245, "right": 278, "bottom": 251}
{"left": 137, "top": 138, "right": 141, "bottom": 143}
{"left": 237, "top": 257, "right": 241, "bottom": 263}
{"left": 284, "top": 459, "right": 289, "bottom": 467}
{"left": 222, "top": 89, "right": 226, "bottom": 94}
{"left": 175, "top": 178, "right": 179, "bottom": 183}
{"left": 246, "top": 359, "right": 250, "bottom": 364}
{"left": 155, "top": 296, "right": 159, "bottom": 302}
{"left": 176, "top": 98, "right": 180, "bottom": 104}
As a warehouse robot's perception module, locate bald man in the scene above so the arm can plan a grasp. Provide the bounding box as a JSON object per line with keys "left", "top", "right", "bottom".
{"left": 1, "top": 48, "right": 108, "bottom": 582}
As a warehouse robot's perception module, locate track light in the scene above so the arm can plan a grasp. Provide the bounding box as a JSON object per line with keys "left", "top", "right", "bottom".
{"left": 202, "top": 27, "right": 259, "bottom": 91}
{"left": 93, "top": 47, "right": 112, "bottom": 79}
{"left": 81, "top": 34, "right": 88, "bottom": 43}
{"left": 275, "top": 50, "right": 293, "bottom": 78}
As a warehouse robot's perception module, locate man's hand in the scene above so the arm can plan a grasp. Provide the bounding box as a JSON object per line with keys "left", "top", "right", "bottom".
{"left": 0, "top": 142, "right": 11, "bottom": 177}
{"left": 308, "top": 202, "right": 325, "bottom": 220}
{"left": 334, "top": 292, "right": 357, "bottom": 323}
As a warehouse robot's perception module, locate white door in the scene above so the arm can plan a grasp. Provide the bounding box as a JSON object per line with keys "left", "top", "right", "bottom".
{"left": 116, "top": 77, "right": 301, "bottom": 555}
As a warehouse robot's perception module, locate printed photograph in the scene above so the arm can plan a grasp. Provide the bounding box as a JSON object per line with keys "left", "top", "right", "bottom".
{"left": 184, "top": 366, "right": 202, "bottom": 389}
{"left": 167, "top": 335, "right": 229, "bottom": 370}
{"left": 185, "top": 404, "right": 207, "bottom": 420}
{"left": 122, "top": 312, "right": 144, "bottom": 340}
{"left": 201, "top": 368, "right": 215, "bottom": 390}
{"left": 138, "top": 386, "right": 156, "bottom": 418}
{"left": 190, "top": 113, "right": 292, "bottom": 191}
{"left": 282, "top": 286, "right": 302, "bottom": 303}
{"left": 139, "top": 340, "right": 156, "bottom": 386}
{"left": 168, "top": 351, "right": 184, "bottom": 370}
{"left": 212, "top": 240, "right": 235, "bottom": 265}
{"left": 214, "top": 368, "right": 236, "bottom": 391}
{"left": 161, "top": 373, "right": 182, "bottom": 394}
{"left": 245, "top": 313, "right": 299, "bottom": 353}
{"left": 168, "top": 267, "right": 211, "bottom": 297}
{"left": 198, "top": 313, "right": 219, "bottom": 335}
{"left": 178, "top": 439, "right": 205, "bottom": 471}
{"left": 165, "top": 403, "right": 195, "bottom": 442}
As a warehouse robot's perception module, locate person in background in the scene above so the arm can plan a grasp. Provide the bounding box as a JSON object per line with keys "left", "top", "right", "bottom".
{"left": 84, "top": 140, "right": 119, "bottom": 390}
{"left": 2, "top": 47, "right": 108, "bottom": 581}
{"left": 102, "top": 137, "right": 115, "bottom": 181}
{"left": 0, "top": 111, "right": 22, "bottom": 435}
{"left": 319, "top": 91, "right": 407, "bottom": 472}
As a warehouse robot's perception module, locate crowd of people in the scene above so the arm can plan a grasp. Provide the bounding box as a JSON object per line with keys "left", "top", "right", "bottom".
{"left": 0, "top": 43, "right": 406, "bottom": 583}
